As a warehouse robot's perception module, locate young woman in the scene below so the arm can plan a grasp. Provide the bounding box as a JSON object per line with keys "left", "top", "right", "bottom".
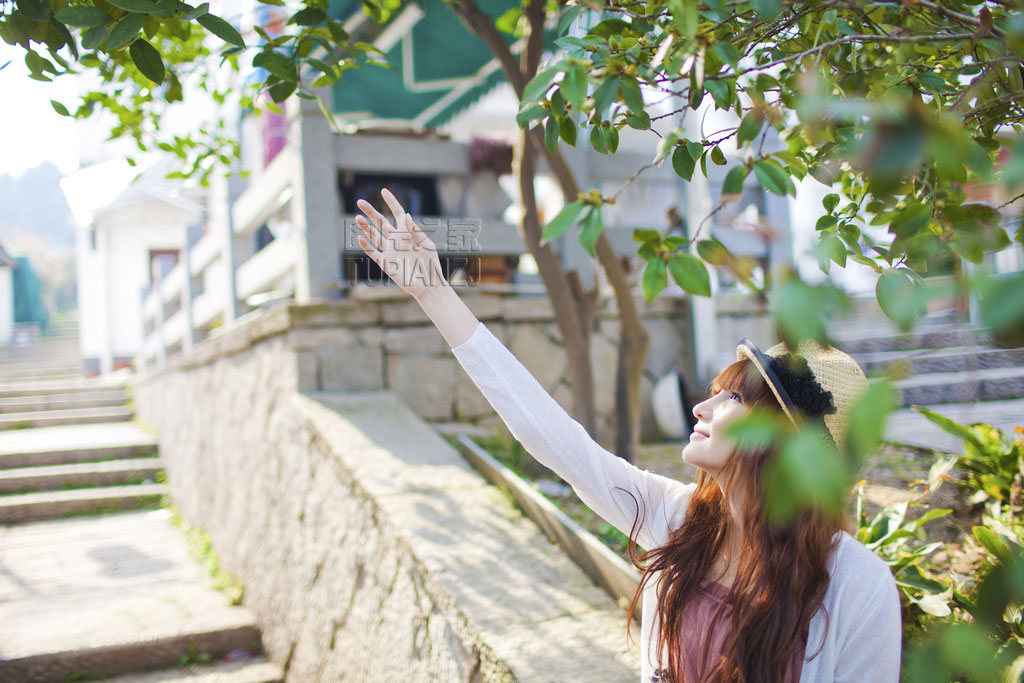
{"left": 355, "top": 189, "right": 901, "bottom": 682}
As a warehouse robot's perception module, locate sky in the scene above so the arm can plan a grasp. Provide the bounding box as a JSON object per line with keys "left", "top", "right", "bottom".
{"left": 0, "top": 42, "right": 81, "bottom": 178}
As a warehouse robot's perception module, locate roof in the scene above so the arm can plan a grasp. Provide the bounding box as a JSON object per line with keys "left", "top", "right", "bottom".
{"left": 327, "top": 0, "right": 540, "bottom": 129}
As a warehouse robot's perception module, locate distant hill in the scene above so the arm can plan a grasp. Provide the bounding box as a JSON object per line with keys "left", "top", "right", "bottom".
{"left": 0, "top": 162, "right": 74, "bottom": 249}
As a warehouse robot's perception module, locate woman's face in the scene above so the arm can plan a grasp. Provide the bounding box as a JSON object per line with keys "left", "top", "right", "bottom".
{"left": 681, "top": 389, "right": 748, "bottom": 476}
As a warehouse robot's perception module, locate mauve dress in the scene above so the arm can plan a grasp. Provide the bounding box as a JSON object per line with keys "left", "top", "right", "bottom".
{"left": 650, "top": 581, "right": 806, "bottom": 683}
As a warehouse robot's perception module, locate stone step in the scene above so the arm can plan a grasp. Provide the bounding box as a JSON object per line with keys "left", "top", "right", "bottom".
{"left": 0, "top": 389, "right": 128, "bottom": 414}
{"left": 857, "top": 345, "right": 1024, "bottom": 377}
{"left": 0, "top": 423, "right": 157, "bottom": 469}
{"left": 104, "top": 657, "right": 284, "bottom": 683}
{"left": 0, "top": 510, "right": 267, "bottom": 683}
{"left": 885, "top": 397, "right": 1024, "bottom": 452}
{"left": 0, "top": 405, "right": 134, "bottom": 430}
{"left": 895, "top": 366, "right": 1024, "bottom": 407}
{"left": 0, "top": 378, "right": 127, "bottom": 398}
{"left": 0, "top": 365, "right": 83, "bottom": 381}
{"left": 0, "top": 483, "right": 168, "bottom": 523}
{"left": 837, "top": 325, "right": 990, "bottom": 355}
{"left": 0, "top": 360, "right": 82, "bottom": 373}
{"left": 0, "top": 458, "right": 163, "bottom": 494}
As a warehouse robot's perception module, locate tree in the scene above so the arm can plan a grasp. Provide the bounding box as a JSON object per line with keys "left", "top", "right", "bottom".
{"left": 517, "top": 0, "right": 1023, "bottom": 341}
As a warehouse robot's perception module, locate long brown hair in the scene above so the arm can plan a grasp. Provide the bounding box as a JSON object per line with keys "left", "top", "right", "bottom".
{"left": 625, "top": 358, "right": 849, "bottom": 682}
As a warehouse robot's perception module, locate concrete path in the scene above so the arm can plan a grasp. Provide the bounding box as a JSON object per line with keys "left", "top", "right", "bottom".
{"left": 0, "top": 510, "right": 280, "bottom": 682}
{"left": 0, "top": 324, "right": 281, "bottom": 682}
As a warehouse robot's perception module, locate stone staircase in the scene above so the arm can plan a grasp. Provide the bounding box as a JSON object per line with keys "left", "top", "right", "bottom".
{"left": 831, "top": 311, "right": 1024, "bottom": 452}
{"left": 0, "top": 319, "right": 283, "bottom": 683}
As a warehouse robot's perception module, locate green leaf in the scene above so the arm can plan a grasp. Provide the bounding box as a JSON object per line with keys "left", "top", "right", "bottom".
{"left": 592, "top": 76, "right": 619, "bottom": 120}
{"left": 544, "top": 116, "right": 559, "bottom": 154}
{"left": 876, "top": 269, "right": 925, "bottom": 332}
{"left": 725, "top": 408, "right": 784, "bottom": 450}
{"left": 973, "top": 525, "right": 1011, "bottom": 563}
{"left": 521, "top": 66, "right": 558, "bottom": 104}
{"left": 49, "top": 99, "right": 71, "bottom": 117}
{"left": 668, "top": 0, "right": 699, "bottom": 38}
{"left": 619, "top": 77, "right": 644, "bottom": 113}
{"left": 751, "top": 0, "right": 783, "bottom": 19}
{"left": 697, "top": 239, "right": 729, "bottom": 265}
{"left": 558, "top": 116, "right": 577, "bottom": 146}
{"left": 561, "top": 64, "right": 587, "bottom": 110}
{"left": 668, "top": 253, "right": 710, "bottom": 296}
{"left": 254, "top": 50, "right": 298, "bottom": 83}
{"left": 672, "top": 145, "right": 696, "bottom": 181}
{"left": 106, "top": 0, "right": 163, "bottom": 13}
{"left": 736, "top": 111, "right": 763, "bottom": 147}
{"left": 815, "top": 214, "right": 838, "bottom": 231}
{"left": 822, "top": 193, "right": 840, "bottom": 213}
{"left": 705, "top": 79, "right": 732, "bottom": 109}
{"left": 912, "top": 405, "right": 985, "bottom": 452}
{"left": 129, "top": 38, "right": 165, "bottom": 84}
{"left": 721, "top": 165, "right": 746, "bottom": 198}
{"left": 557, "top": 6, "right": 581, "bottom": 36}
{"left": 764, "top": 426, "right": 847, "bottom": 521}
{"left": 197, "top": 12, "right": 244, "bottom": 48}
{"left": 180, "top": 2, "right": 210, "bottom": 21}
{"left": 579, "top": 205, "right": 603, "bottom": 257}
{"left": 590, "top": 125, "right": 608, "bottom": 154}
{"left": 516, "top": 103, "right": 547, "bottom": 129}
{"left": 686, "top": 140, "right": 703, "bottom": 161}
{"left": 81, "top": 25, "right": 108, "bottom": 50}
{"left": 845, "top": 380, "right": 896, "bottom": 463}
{"left": 288, "top": 7, "right": 326, "bottom": 26}
{"left": 15, "top": 0, "right": 50, "bottom": 22}
{"left": 710, "top": 146, "right": 726, "bottom": 166}
{"left": 541, "top": 201, "right": 585, "bottom": 245}
{"left": 752, "top": 160, "right": 789, "bottom": 196}
{"left": 55, "top": 6, "right": 112, "bottom": 27}
{"left": 643, "top": 258, "right": 667, "bottom": 303}
{"left": 108, "top": 12, "right": 146, "bottom": 50}
{"left": 268, "top": 79, "right": 296, "bottom": 102}
{"left": 605, "top": 124, "right": 619, "bottom": 154}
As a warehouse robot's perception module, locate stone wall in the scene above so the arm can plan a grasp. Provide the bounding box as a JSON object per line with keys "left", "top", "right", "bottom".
{"left": 132, "top": 296, "right": 644, "bottom": 681}
{"left": 284, "top": 289, "right": 693, "bottom": 446}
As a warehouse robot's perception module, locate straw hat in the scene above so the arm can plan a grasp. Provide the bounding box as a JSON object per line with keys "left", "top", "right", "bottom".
{"left": 736, "top": 338, "right": 868, "bottom": 448}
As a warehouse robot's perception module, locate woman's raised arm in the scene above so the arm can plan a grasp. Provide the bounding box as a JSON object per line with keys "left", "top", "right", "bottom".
{"left": 355, "top": 189, "right": 694, "bottom": 548}
{"left": 355, "top": 188, "right": 478, "bottom": 348}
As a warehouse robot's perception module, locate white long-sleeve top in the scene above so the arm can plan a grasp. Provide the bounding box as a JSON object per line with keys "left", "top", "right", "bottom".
{"left": 451, "top": 322, "right": 902, "bottom": 682}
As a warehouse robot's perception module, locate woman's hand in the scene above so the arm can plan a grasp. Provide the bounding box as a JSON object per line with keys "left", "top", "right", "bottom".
{"left": 355, "top": 188, "right": 446, "bottom": 301}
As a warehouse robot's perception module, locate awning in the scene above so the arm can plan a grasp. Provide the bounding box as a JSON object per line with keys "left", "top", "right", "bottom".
{"left": 327, "top": 0, "right": 532, "bottom": 129}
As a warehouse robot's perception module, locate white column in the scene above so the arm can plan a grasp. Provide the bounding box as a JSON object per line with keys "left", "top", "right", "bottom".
{"left": 289, "top": 96, "right": 343, "bottom": 303}
{"left": 683, "top": 104, "right": 719, "bottom": 384}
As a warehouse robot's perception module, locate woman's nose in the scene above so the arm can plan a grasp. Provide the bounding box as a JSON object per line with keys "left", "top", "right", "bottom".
{"left": 693, "top": 397, "right": 711, "bottom": 423}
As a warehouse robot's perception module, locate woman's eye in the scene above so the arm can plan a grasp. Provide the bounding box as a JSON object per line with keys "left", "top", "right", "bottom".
{"left": 730, "top": 392, "right": 742, "bottom": 402}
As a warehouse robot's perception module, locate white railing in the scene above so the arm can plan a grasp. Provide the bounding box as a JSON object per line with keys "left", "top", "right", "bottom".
{"left": 139, "top": 146, "right": 298, "bottom": 369}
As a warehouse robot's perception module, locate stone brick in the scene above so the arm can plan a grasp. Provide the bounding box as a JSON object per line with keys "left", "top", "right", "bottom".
{"left": 286, "top": 327, "right": 357, "bottom": 351}
{"left": 508, "top": 323, "right": 566, "bottom": 393}
{"left": 296, "top": 351, "right": 319, "bottom": 392}
{"left": 454, "top": 368, "right": 494, "bottom": 420}
{"left": 384, "top": 326, "right": 448, "bottom": 355}
{"left": 381, "top": 299, "right": 432, "bottom": 325}
{"left": 386, "top": 354, "right": 457, "bottom": 420}
{"left": 502, "top": 295, "right": 552, "bottom": 321}
{"left": 318, "top": 346, "right": 384, "bottom": 391}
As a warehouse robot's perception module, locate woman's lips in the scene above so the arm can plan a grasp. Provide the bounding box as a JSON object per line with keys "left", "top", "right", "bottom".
{"left": 690, "top": 429, "right": 709, "bottom": 440}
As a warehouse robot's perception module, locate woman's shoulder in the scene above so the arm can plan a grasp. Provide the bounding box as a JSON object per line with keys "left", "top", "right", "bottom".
{"left": 827, "top": 531, "right": 897, "bottom": 593}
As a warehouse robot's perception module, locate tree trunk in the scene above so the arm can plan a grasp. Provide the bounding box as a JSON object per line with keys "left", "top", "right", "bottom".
{"left": 514, "top": 129, "right": 597, "bottom": 434}
{"left": 452, "top": 0, "right": 649, "bottom": 460}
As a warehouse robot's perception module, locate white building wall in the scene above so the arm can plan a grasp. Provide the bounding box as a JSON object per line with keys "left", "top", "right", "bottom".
{"left": 78, "top": 200, "right": 195, "bottom": 373}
